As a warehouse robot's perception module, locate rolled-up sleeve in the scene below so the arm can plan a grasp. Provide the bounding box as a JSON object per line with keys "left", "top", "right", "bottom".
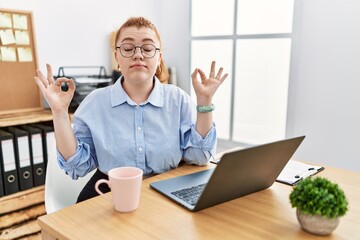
{"left": 57, "top": 139, "right": 97, "bottom": 180}
{"left": 182, "top": 123, "right": 217, "bottom": 165}
{"left": 56, "top": 116, "right": 98, "bottom": 180}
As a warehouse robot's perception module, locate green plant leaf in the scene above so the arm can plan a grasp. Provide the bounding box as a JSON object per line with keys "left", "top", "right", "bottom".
{"left": 289, "top": 176, "right": 348, "bottom": 218}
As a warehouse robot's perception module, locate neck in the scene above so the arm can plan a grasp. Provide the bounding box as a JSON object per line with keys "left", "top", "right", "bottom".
{"left": 122, "top": 78, "right": 154, "bottom": 104}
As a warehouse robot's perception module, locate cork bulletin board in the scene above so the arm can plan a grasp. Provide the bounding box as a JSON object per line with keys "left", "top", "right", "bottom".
{"left": 0, "top": 8, "right": 41, "bottom": 114}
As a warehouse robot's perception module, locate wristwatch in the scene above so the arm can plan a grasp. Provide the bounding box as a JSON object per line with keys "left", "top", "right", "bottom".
{"left": 196, "top": 104, "right": 215, "bottom": 113}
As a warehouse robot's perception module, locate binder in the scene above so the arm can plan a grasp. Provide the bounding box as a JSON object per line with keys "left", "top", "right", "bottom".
{"left": 276, "top": 160, "right": 325, "bottom": 185}
{"left": 0, "top": 129, "right": 20, "bottom": 195}
{"left": 29, "top": 123, "right": 55, "bottom": 169}
{"left": 19, "top": 125, "right": 46, "bottom": 186}
{"left": 0, "top": 130, "right": 7, "bottom": 197}
{"left": 5, "top": 127, "right": 34, "bottom": 191}
{"left": 0, "top": 137, "right": 3, "bottom": 197}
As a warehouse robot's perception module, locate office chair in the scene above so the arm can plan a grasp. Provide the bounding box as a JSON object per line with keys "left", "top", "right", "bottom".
{"left": 44, "top": 137, "right": 95, "bottom": 214}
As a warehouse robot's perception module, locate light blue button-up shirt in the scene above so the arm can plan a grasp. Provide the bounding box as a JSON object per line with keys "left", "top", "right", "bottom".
{"left": 57, "top": 77, "right": 217, "bottom": 179}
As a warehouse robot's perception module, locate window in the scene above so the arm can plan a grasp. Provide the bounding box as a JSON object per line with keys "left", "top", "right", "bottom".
{"left": 190, "top": 0, "right": 294, "bottom": 144}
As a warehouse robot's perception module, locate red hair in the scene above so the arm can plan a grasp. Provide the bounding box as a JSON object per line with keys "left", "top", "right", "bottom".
{"left": 114, "top": 17, "right": 169, "bottom": 83}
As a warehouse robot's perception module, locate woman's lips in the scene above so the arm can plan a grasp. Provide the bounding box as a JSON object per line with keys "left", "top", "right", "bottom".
{"left": 131, "top": 64, "right": 146, "bottom": 68}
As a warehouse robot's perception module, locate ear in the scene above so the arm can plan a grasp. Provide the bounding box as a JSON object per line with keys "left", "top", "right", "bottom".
{"left": 158, "top": 52, "right": 162, "bottom": 65}
{"left": 114, "top": 50, "right": 119, "bottom": 62}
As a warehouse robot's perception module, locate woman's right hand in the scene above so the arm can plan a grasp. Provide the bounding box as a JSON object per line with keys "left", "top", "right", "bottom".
{"left": 34, "top": 64, "right": 75, "bottom": 113}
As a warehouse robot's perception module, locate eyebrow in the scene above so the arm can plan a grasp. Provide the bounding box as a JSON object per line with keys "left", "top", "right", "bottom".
{"left": 121, "top": 37, "right": 156, "bottom": 43}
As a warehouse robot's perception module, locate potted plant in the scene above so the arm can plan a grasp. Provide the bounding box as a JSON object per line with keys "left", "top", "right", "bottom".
{"left": 289, "top": 176, "right": 348, "bottom": 235}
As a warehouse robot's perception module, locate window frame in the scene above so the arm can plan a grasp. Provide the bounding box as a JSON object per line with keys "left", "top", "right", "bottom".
{"left": 190, "top": 0, "right": 294, "bottom": 143}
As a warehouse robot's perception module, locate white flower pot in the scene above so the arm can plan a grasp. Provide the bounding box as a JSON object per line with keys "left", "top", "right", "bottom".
{"left": 296, "top": 209, "right": 340, "bottom": 235}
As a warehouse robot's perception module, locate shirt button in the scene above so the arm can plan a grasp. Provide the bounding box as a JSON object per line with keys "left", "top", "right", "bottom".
{"left": 136, "top": 105, "right": 139, "bottom": 109}
{"left": 138, "top": 147, "right": 143, "bottom": 152}
{"left": 137, "top": 126, "right": 142, "bottom": 131}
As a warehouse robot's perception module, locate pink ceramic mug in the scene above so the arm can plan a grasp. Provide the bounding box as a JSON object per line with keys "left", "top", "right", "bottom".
{"left": 95, "top": 167, "right": 143, "bottom": 212}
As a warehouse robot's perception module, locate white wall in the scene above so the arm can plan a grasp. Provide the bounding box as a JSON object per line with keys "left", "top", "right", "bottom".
{"left": 1, "top": 0, "right": 159, "bottom": 73}
{"left": 287, "top": 0, "right": 360, "bottom": 171}
{"left": 159, "top": 0, "right": 191, "bottom": 91}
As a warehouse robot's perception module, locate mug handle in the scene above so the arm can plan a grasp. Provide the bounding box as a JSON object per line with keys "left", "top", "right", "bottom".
{"left": 95, "top": 179, "right": 112, "bottom": 204}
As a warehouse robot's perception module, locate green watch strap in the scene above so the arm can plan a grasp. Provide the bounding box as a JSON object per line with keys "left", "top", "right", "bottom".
{"left": 196, "top": 104, "right": 215, "bottom": 113}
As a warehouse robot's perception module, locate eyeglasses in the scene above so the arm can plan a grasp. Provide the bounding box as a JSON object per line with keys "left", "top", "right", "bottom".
{"left": 116, "top": 43, "right": 160, "bottom": 59}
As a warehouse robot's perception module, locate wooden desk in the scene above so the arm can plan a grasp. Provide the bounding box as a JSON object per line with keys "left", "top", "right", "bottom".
{"left": 38, "top": 163, "right": 360, "bottom": 240}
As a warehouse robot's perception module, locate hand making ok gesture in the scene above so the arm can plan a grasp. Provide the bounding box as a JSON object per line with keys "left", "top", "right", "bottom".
{"left": 191, "top": 61, "right": 228, "bottom": 106}
{"left": 34, "top": 64, "right": 75, "bottom": 113}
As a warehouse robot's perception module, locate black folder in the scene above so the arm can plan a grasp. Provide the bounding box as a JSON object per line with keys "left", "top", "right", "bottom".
{"left": 0, "top": 129, "right": 7, "bottom": 197}
{"left": 29, "top": 123, "right": 55, "bottom": 168}
{"left": 0, "top": 135, "right": 3, "bottom": 197}
{"left": 19, "top": 125, "right": 46, "bottom": 186}
{"left": 0, "top": 129, "right": 20, "bottom": 195}
{"left": 5, "top": 127, "right": 34, "bottom": 191}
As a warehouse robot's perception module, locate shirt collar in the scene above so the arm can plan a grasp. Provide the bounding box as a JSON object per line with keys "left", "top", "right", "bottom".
{"left": 110, "top": 76, "right": 164, "bottom": 108}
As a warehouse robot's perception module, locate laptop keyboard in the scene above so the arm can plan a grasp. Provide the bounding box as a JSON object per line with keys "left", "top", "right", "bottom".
{"left": 171, "top": 183, "right": 206, "bottom": 206}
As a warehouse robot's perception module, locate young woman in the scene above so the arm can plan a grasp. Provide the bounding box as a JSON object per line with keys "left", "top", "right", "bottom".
{"left": 34, "top": 17, "right": 228, "bottom": 202}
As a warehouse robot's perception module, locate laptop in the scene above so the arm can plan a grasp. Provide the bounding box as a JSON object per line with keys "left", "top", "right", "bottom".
{"left": 150, "top": 135, "right": 305, "bottom": 212}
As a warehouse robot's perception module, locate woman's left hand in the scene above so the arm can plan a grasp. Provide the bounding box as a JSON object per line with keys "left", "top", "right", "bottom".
{"left": 191, "top": 61, "right": 228, "bottom": 105}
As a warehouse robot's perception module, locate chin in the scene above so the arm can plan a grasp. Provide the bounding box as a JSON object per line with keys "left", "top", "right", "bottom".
{"left": 128, "top": 72, "right": 153, "bottom": 82}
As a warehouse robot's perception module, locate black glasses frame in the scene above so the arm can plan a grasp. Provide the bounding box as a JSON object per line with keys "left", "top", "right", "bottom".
{"left": 115, "top": 43, "right": 160, "bottom": 59}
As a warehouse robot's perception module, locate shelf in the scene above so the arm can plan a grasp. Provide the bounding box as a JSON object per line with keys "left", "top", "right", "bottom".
{"left": 0, "top": 185, "right": 45, "bottom": 213}
{"left": 0, "top": 185, "right": 45, "bottom": 239}
{"left": 0, "top": 109, "right": 53, "bottom": 127}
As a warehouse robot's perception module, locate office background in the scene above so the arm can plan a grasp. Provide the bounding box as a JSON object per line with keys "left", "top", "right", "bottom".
{"left": 2, "top": 0, "right": 360, "bottom": 171}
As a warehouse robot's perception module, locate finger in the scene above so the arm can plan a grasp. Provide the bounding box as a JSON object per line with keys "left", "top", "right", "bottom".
{"left": 46, "top": 64, "right": 55, "bottom": 84}
{"left": 191, "top": 69, "right": 200, "bottom": 88}
{"left": 209, "top": 61, "right": 216, "bottom": 78}
{"left": 219, "top": 73, "right": 229, "bottom": 82}
{"left": 191, "top": 68, "right": 198, "bottom": 79}
{"left": 198, "top": 68, "right": 207, "bottom": 81}
{"left": 36, "top": 69, "right": 49, "bottom": 87}
{"left": 55, "top": 77, "right": 71, "bottom": 86}
{"left": 34, "top": 77, "right": 47, "bottom": 93}
{"left": 67, "top": 78, "right": 76, "bottom": 92}
{"left": 215, "top": 67, "right": 224, "bottom": 80}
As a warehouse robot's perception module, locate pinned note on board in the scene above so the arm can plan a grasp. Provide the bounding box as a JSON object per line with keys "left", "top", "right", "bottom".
{"left": 0, "top": 46, "right": 17, "bottom": 62}
{"left": 15, "top": 30, "right": 30, "bottom": 45}
{"left": 0, "top": 12, "right": 12, "bottom": 28}
{"left": 12, "top": 14, "right": 27, "bottom": 30}
{"left": 0, "top": 9, "right": 39, "bottom": 113}
{"left": 17, "top": 47, "right": 32, "bottom": 62}
{"left": 0, "top": 29, "right": 16, "bottom": 45}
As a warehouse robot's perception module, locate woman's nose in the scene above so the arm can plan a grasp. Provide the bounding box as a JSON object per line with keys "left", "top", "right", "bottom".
{"left": 132, "top": 47, "right": 144, "bottom": 60}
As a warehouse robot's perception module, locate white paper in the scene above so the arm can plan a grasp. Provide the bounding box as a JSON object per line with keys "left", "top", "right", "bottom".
{"left": 277, "top": 160, "right": 324, "bottom": 185}
{"left": 13, "top": 14, "right": 28, "bottom": 30}
{"left": 17, "top": 47, "right": 33, "bottom": 62}
{"left": 32, "top": 134, "right": 44, "bottom": 164}
{"left": 2, "top": 139, "right": 16, "bottom": 172}
{"left": 18, "top": 136, "right": 31, "bottom": 167}
{"left": 75, "top": 77, "right": 112, "bottom": 84}
{"left": 15, "top": 30, "right": 30, "bottom": 45}
{"left": 46, "top": 131, "right": 55, "bottom": 158}
{"left": 0, "top": 12, "right": 12, "bottom": 28}
{"left": 0, "top": 29, "right": 16, "bottom": 45}
{"left": 0, "top": 47, "right": 17, "bottom": 62}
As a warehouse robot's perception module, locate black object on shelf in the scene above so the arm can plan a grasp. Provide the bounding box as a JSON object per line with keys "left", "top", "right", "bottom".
{"left": 55, "top": 66, "right": 113, "bottom": 112}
